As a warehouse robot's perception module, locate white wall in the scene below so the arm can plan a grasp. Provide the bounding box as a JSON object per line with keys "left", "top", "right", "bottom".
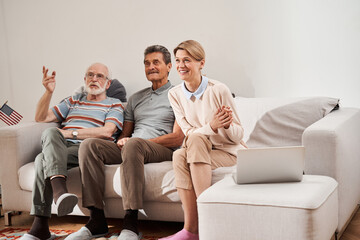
{"left": 0, "top": 0, "right": 359, "bottom": 127}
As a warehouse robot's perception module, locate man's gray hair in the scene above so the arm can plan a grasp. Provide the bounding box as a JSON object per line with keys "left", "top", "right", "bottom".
{"left": 85, "top": 63, "right": 112, "bottom": 80}
{"left": 144, "top": 45, "right": 171, "bottom": 65}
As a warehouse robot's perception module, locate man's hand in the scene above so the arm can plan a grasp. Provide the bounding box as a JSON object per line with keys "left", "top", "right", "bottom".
{"left": 117, "top": 137, "right": 130, "bottom": 150}
{"left": 57, "top": 128, "right": 69, "bottom": 139}
{"left": 210, "top": 106, "right": 233, "bottom": 133}
{"left": 42, "top": 66, "right": 56, "bottom": 93}
{"left": 57, "top": 122, "right": 118, "bottom": 141}
{"left": 35, "top": 66, "right": 58, "bottom": 122}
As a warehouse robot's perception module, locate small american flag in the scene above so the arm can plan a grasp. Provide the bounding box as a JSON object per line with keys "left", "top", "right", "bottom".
{"left": 0, "top": 102, "right": 23, "bottom": 126}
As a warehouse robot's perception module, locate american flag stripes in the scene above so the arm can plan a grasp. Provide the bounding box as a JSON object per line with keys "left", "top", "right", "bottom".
{"left": 0, "top": 102, "right": 23, "bottom": 126}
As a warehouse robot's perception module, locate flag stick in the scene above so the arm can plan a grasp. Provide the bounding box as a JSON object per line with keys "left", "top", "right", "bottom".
{"left": 1, "top": 100, "right": 8, "bottom": 109}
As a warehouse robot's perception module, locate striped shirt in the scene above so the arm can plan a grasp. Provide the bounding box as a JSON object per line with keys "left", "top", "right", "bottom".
{"left": 52, "top": 93, "right": 124, "bottom": 143}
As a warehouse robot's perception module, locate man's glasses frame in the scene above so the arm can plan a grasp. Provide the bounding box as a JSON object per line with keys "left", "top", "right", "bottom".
{"left": 86, "top": 72, "right": 109, "bottom": 81}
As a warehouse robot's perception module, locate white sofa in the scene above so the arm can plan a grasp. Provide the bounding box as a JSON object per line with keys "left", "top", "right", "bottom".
{"left": 0, "top": 96, "right": 359, "bottom": 237}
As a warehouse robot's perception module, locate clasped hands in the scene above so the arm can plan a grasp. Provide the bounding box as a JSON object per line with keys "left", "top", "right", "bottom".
{"left": 210, "top": 106, "right": 233, "bottom": 133}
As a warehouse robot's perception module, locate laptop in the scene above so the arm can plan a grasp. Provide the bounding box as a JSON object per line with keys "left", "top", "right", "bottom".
{"left": 234, "top": 146, "right": 305, "bottom": 184}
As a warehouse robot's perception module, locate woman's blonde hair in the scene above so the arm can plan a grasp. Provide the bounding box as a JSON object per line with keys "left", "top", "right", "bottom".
{"left": 173, "top": 40, "right": 205, "bottom": 61}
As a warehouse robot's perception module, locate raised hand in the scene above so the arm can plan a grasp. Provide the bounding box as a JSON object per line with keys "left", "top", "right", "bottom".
{"left": 42, "top": 66, "right": 56, "bottom": 93}
{"left": 210, "top": 106, "right": 233, "bottom": 133}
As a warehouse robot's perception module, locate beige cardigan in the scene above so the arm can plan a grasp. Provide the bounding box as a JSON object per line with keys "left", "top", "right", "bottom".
{"left": 168, "top": 78, "right": 247, "bottom": 156}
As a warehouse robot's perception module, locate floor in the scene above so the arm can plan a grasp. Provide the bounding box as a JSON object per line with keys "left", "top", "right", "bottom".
{"left": 0, "top": 196, "right": 183, "bottom": 238}
{"left": 340, "top": 208, "right": 360, "bottom": 240}
{"left": 0, "top": 212, "right": 185, "bottom": 238}
{"left": 1, "top": 200, "right": 359, "bottom": 239}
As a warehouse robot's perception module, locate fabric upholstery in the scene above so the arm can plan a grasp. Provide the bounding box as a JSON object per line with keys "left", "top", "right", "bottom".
{"left": 302, "top": 108, "right": 360, "bottom": 232}
{"left": 106, "top": 79, "right": 127, "bottom": 102}
{"left": 198, "top": 175, "right": 338, "bottom": 240}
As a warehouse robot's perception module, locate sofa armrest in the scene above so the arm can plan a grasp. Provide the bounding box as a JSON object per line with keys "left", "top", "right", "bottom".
{"left": 302, "top": 108, "right": 360, "bottom": 177}
{"left": 0, "top": 122, "right": 59, "bottom": 171}
{"left": 0, "top": 122, "right": 58, "bottom": 211}
{"left": 302, "top": 107, "right": 360, "bottom": 232}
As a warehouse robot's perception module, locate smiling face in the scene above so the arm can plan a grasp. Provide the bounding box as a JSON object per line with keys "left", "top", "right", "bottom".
{"left": 175, "top": 49, "right": 204, "bottom": 83}
{"left": 144, "top": 52, "right": 171, "bottom": 84}
{"left": 84, "top": 63, "right": 110, "bottom": 96}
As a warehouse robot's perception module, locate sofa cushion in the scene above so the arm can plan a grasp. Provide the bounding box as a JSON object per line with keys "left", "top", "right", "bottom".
{"left": 106, "top": 79, "right": 127, "bottom": 103}
{"left": 18, "top": 161, "right": 177, "bottom": 202}
{"left": 18, "top": 161, "right": 235, "bottom": 203}
{"left": 235, "top": 97, "right": 339, "bottom": 147}
{"left": 197, "top": 175, "right": 338, "bottom": 240}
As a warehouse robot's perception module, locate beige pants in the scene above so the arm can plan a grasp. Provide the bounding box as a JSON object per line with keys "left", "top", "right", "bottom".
{"left": 173, "top": 133, "right": 236, "bottom": 190}
{"left": 78, "top": 137, "right": 173, "bottom": 210}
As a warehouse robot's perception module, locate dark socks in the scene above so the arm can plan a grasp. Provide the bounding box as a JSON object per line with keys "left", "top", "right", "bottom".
{"left": 28, "top": 215, "right": 51, "bottom": 240}
{"left": 123, "top": 209, "right": 139, "bottom": 234}
{"left": 85, "top": 207, "right": 108, "bottom": 235}
{"left": 50, "top": 176, "right": 67, "bottom": 203}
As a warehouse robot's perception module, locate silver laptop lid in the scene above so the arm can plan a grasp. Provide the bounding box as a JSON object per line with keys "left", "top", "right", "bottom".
{"left": 235, "top": 146, "right": 305, "bottom": 184}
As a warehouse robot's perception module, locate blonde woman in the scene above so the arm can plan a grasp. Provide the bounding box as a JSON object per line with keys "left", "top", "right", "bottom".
{"left": 160, "top": 40, "right": 247, "bottom": 240}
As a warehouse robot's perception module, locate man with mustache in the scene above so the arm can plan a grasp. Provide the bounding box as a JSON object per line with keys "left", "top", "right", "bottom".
{"left": 66, "top": 45, "right": 184, "bottom": 240}
{"left": 21, "top": 63, "right": 124, "bottom": 240}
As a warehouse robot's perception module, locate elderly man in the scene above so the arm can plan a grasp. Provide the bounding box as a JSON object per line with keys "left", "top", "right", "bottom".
{"left": 66, "top": 45, "right": 184, "bottom": 240}
{"left": 21, "top": 63, "right": 124, "bottom": 240}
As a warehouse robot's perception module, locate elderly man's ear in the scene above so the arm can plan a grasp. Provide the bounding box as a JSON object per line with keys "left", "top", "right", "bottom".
{"left": 106, "top": 79, "right": 112, "bottom": 90}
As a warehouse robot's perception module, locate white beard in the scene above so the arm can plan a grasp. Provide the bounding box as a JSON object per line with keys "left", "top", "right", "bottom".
{"left": 85, "top": 80, "right": 108, "bottom": 95}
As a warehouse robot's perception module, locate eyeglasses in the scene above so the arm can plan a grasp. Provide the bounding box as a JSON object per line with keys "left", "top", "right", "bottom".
{"left": 86, "top": 72, "right": 108, "bottom": 81}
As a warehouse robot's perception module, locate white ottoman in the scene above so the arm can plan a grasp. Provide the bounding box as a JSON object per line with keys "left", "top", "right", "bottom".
{"left": 197, "top": 175, "right": 338, "bottom": 240}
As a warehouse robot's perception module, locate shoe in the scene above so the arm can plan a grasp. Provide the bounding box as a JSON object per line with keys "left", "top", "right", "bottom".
{"left": 158, "top": 229, "right": 199, "bottom": 240}
{"left": 56, "top": 193, "right": 78, "bottom": 217}
{"left": 65, "top": 226, "right": 108, "bottom": 240}
{"left": 20, "top": 233, "right": 56, "bottom": 240}
{"left": 117, "top": 229, "right": 142, "bottom": 240}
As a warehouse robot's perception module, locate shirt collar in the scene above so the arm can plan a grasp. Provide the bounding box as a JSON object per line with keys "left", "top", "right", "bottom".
{"left": 181, "top": 76, "right": 208, "bottom": 100}
{"left": 151, "top": 80, "right": 172, "bottom": 95}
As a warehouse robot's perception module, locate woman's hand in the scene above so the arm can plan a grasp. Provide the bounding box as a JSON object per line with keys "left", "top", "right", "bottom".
{"left": 210, "top": 106, "right": 233, "bottom": 133}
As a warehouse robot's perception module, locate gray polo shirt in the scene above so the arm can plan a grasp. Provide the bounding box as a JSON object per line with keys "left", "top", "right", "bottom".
{"left": 125, "top": 81, "right": 175, "bottom": 139}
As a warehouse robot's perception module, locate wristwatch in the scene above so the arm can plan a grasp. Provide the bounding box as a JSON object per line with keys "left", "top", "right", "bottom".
{"left": 72, "top": 130, "right": 78, "bottom": 140}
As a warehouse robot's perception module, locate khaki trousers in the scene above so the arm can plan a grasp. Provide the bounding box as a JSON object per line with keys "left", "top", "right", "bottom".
{"left": 173, "top": 133, "right": 236, "bottom": 190}
{"left": 78, "top": 137, "right": 174, "bottom": 210}
{"left": 31, "top": 127, "right": 80, "bottom": 217}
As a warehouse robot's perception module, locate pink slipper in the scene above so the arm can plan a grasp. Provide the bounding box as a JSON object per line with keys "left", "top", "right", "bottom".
{"left": 159, "top": 229, "right": 199, "bottom": 240}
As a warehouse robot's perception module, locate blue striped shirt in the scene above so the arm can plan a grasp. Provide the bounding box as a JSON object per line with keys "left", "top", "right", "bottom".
{"left": 52, "top": 93, "right": 124, "bottom": 142}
